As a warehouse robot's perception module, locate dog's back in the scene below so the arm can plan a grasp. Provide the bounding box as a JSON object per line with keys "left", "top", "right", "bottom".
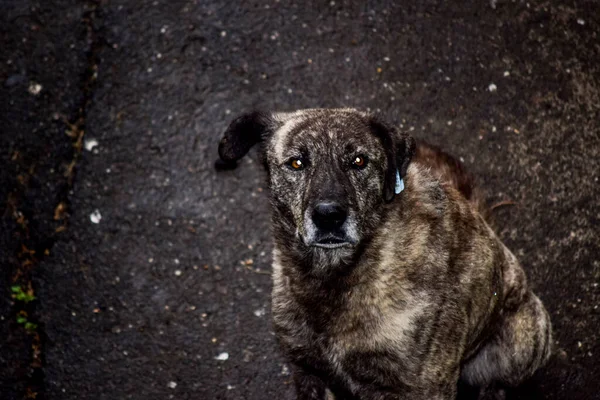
{"left": 414, "top": 141, "right": 489, "bottom": 220}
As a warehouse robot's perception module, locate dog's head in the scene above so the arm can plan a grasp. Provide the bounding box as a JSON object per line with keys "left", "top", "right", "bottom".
{"left": 218, "top": 109, "right": 415, "bottom": 270}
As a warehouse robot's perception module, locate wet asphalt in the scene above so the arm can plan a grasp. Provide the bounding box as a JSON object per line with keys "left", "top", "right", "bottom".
{"left": 1, "top": 1, "right": 599, "bottom": 399}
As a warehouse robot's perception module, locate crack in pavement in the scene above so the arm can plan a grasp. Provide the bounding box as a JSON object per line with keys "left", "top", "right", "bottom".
{"left": 4, "top": 2, "right": 104, "bottom": 399}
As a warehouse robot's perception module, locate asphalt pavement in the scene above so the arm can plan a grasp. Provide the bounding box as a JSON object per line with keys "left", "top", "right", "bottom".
{"left": 1, "top": 1, "right": 599, "bottom": 399}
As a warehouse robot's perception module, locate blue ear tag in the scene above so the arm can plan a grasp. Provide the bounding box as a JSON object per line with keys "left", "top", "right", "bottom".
{"left": 395, "top": 170, "right": 404, "bottom": 194}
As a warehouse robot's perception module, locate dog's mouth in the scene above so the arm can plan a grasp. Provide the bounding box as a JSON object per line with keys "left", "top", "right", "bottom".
{"left": 311, "top": 236, "right": 354, "bottom": 249}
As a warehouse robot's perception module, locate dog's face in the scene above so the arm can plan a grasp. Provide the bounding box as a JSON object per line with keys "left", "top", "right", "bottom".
{"left": 218, "top": 109, "right": 415, "bottom": 270}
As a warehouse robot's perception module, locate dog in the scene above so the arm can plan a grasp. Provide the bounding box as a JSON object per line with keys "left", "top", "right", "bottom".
{"left": 217, "top": 108, "right": 552, "bottom": 400}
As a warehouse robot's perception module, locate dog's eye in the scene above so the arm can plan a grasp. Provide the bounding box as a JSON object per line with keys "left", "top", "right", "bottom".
{"left": 351, "top": 155, "right": 368, "bottom": 169}
{"left": 288, "top": 158, "right": 305, "bottom": 170}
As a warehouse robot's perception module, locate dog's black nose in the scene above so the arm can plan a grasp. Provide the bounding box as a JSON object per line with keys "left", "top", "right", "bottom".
{"left": 312, "top": 202, "right": 347, "bottom": 231}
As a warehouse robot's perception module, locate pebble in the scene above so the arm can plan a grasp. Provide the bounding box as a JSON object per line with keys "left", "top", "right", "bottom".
{"left": 167, "top": 381, "right": 177, "bottom": 389}
{"left": 84, "top": 138, "right": 99, "bottom": 151}
{"left": 90, "top": 209, "right": 102, "bottom": 224}
{"left": 488, "top": 83, "right": 497, "bottom": 92}
{"left": 28, "top": 82, "right": 42, "bottom": 95}
{"left": 215, "top": 352, "right": 229, "bottom": 361}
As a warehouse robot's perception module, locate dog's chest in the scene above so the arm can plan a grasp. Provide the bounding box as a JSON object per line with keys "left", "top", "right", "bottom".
{"left": 272, "top": 268, "right": 422, "bottom": 384}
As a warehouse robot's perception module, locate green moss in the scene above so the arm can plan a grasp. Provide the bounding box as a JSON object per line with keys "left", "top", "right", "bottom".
{"left": 11, "top": 285, "right": 36, "bottom": 303}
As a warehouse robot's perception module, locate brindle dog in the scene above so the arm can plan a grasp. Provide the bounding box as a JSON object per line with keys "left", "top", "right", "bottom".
{"left": 217, "top": 109, "right": 551, "bottom": 400}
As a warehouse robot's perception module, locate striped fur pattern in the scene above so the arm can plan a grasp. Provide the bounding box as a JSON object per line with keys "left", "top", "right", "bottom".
{"left": 218, "top": 108, "right": 551, "bottom": 400}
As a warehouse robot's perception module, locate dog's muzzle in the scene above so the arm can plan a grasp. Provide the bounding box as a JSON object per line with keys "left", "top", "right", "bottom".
{"left": 305, "top": 201, "right": 356, "bottom": 249}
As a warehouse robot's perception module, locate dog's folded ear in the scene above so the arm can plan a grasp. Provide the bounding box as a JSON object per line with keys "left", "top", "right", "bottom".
{"left": 217, "top": 111, "right": 273, "bottom": 166}
{"left": 370, "top": 118, "right": 416, "bottom": 202}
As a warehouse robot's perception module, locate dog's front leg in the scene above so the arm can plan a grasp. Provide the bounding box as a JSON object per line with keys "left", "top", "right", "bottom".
{"left": 292, "top": 365, "right": 328, "bottom": 400}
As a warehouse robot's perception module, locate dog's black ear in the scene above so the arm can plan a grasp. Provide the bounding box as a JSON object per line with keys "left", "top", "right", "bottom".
{"left": 370, "top": 118, "right": 416, "bottom": 202}
{"left": 370, "top": 119, "right": 398, "bottom": 202}
{"left": 218, "top": 111, "right": 272, "bottom": 165}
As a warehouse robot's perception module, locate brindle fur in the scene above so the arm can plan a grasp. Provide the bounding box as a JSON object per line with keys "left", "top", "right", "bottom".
{"left": 218, "top": 108, "right": 551, "bottom": 400}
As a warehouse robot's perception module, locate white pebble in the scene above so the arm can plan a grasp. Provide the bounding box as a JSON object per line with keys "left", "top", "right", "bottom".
{"left": 167, "top": 381, "right": 177, "bottom": 389}
{"left": 577, "top": 18, "right": 585, "bottom": 25}
{"left": 215, "top": 352, "right": 229, "bottom": 361}
{"left": 174, "top": 270, "right": 182, "bottom": 276}
{"left": 254, "top": 308, "right": 265, "bottom": 317}
{"left": 28, "top": 82, "right": 42, "bottom": 95}
{"left": 90, "top": 210, "right": 102, "bottom": 224}
{"left": 488, "top": 83, "right": 497, "bottom": 92}
{"left": 84, "top": 138, "right": 99, "bottom": 151}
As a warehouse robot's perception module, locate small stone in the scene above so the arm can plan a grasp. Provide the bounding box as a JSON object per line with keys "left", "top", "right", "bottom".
{"left": 84, "top": 138, "right": 99, "bottom": 151}
{"left": 488, "top": 83, "right": 497, "bottom": 92}
{"left": 174, "top": 270, "right": 182, "bottom": 276}
{"left": 28, "top": 82, "right": 42, "bottom": 95}
{"left": 215, "top": 352, "right": 229, "bottom": 361}
{"left": 167, "top": 381, "right": 177, "bottom": 389}
{"left": 90, "top": 210, "right": 102, "bottom": 224}
{"left": 577, "top": 18, "right": 585, "bottom": 25}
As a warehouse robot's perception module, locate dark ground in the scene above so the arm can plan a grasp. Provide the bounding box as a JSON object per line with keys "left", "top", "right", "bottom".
{"left": 1, "top": 1, "right": 599, "bottom": 399}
